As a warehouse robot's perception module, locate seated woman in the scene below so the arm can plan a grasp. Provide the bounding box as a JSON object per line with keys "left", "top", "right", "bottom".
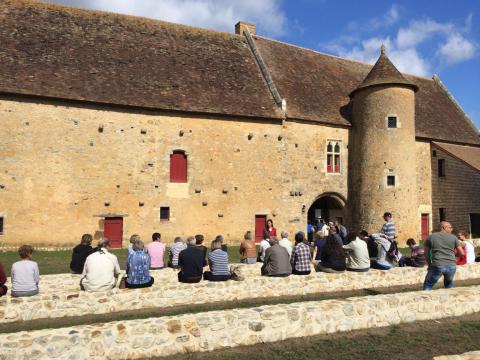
{"left": 0, "top": 261, "right": 7, "bottom": 297}
{"left": 291, "top": 232, "right": 312, "bottom": 275}
{"left": 316, "top": 235, "right": 346, "bottom": 273}
{"left": 204, "top": 238, "right": 230, "bottom": 281}
{"left": 11, "top": 245, "right": 40, "bottom": 297}
{"left": 125, "top": 240, "right": 154, "bottom": 289}
{"left": 399, "top": 238, "right": 426, "bottom": 267}
{"left": 240, "top": 231, "right": 257, "bottom": 264}
{"left": 312, "top": 231, "right": 326, "bottom": 264}
{"left": 370, "top": 234, "right": 394, "bottom": 270}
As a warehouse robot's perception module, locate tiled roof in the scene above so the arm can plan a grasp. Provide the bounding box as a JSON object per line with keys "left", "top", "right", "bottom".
{"left": 433, "top": 142, "right": 480, "bottom": 173}
{"left": 0, "top": 0, "right": 478, "bottom": 145}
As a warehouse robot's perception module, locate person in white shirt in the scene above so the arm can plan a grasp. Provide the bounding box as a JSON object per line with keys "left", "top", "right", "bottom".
{"left": 343, "top": 233, "right": 370, "bottom": 272}
{"left": 11, "top": 245, "right": 40, "bottom": 297}
{"left": 279, "top": 231, "right": 293, "bottom": 258}
{"left": 81, "top": 240, "right": 121, "bottom": 292}
{"left": 459, "top": 231, "right": 475, "bottom": 264}
{"left": 258, "top": 231, "right": 271, "bottom": 262}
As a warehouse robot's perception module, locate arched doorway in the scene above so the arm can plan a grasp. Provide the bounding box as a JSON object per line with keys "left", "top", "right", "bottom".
{"left": 307, "top": 192, "right": 346, "bottom": 226}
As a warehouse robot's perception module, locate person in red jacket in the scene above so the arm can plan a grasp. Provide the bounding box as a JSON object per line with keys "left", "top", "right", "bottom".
{"left": 265, "top": 219, "right": 277, "bottom": 238}
{"left": 0, "top": 261, "right": 7, "bottom": 297}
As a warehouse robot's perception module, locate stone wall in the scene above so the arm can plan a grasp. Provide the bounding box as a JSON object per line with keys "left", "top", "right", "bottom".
{"left": 0, "top": 97, "right": 348, "bottom": 247}
{"left": 1, "top": 285, "right": 479, "bottom": 359}
{"left": 431, "top": 145, "right": 480, "bottom": 234}
{"left": 435, "top": 351, "right": 480, "bottom": 360}
{"left": 2, "top": 263, "right": 480, "bottom": 323}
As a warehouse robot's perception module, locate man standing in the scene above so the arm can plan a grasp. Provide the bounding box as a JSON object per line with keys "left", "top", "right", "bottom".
{"left": 423, "top": 221, "right": 464, "bottom": 291}
{"left": 380, "top": 212, "right": 396, "bottom": 242}
{"left": 81, "top": 240, "right": 121, "bottom": 292}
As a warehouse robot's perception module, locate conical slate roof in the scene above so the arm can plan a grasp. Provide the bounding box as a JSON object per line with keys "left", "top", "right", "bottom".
{"left": 350, "top": 45, "right": 418, "bottom": 97}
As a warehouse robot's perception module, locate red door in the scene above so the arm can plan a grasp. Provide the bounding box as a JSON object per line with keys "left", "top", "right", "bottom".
{"left": 421, "top": 214, "right": 429, "bottom": 241}
{"left": 104, "top": 217, "right": 123, "bottom": 248}
{"left": 255, "top": 215, "right": 267, "bottom": 243}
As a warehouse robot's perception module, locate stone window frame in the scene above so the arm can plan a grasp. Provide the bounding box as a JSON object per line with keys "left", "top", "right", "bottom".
{"left": 386, "top": 114, "right": 401, "bottom": 129}
{"left": 326, "top": 140, "right": 341, "bottom": 175}
{"left": 160, "top": 206, "right": 170, "bottom": 222}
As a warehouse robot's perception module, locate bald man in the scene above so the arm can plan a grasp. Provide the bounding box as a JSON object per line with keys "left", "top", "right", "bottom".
{"left": 423, "top": 221, "right": 464, "bottom": 291}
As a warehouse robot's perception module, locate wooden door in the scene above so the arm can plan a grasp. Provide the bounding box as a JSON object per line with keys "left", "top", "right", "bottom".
{"left": 255, "top": 215, "right": 267, "bottom": 243}
{"left": 104, "top": 217, "right": 123, "bottom": 248}
{"left": 470, "top": 213, "right": 480, "bottom": 238}
{"left": 421, "top": 214, "right": 429, "bottom": 241}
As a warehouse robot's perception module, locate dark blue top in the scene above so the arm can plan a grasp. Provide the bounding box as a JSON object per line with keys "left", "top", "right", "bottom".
{"left": 314, "top": 239, "right": 327, "bottom": 260}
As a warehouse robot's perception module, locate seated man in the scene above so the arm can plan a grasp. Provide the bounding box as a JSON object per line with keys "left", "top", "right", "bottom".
{"left": 291, "top": 232, "right": 312, "bottom": 275}
{"left": 343, "top": 232, "right": 370, "bottom": 272}
{"left": 178, "top": 237, "right": 206, "bottom": 283}
{"left": 70, "top": 233, "right": 95, "bottom": 274}
{"left": 399, "top": 238, "right": 426, "bottom": 267}
{"left": 80, "top": 240, "right": 121, "bottom": 292}
{"left": 125, "top": 240, "right": 154, "bottom": 288}
{"left": 261, "top": 238, "right": 292, "bottom": 277}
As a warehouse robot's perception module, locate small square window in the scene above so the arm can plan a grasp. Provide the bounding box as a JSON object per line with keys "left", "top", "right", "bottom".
{"left": 0, "top": 217, "right": 3, "bottom": 235}
{"left": 432, "top": 150, "right": 437, "bottom": 157}
{"left": 439, "top": 208, "right": 447, "bottom": 222}
{"left": 387, "top": 175, "right": 396, "bottom": 186}
{"left": 387, "top": 116, "right": 397, "bottom": 128}
{"left": 160, "top": 207, "right": 170, "bottom": 221}
{"left": 438, "top": 159, "right": 445, "bottom": 177}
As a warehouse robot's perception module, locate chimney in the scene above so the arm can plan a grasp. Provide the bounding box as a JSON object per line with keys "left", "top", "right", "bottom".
{"left": 235, "top": 21, "right": 256, "bottom": 35}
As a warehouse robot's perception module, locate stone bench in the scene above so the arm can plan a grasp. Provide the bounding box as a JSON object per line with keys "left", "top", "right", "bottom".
{"left": 434, "top": 351, "right": 480, "bottom": 360}
{"left": 1, "top": 285, "right": 479, "bottom": 359}
{"left": 1, "top": 263, "right": 480, "bottom": 324}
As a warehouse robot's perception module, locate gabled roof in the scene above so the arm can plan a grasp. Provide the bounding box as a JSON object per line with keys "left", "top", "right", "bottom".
{"left": 0, "top": 0, "right": 478, "bottom": 146}
{"left": 433, "top": 142, "right": 480, "bottom": 173}
{"left": 350, "top": 45, "right": 418, "bottom": 97}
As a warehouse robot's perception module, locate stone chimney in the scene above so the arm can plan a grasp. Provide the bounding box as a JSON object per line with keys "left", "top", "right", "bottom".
{"left": 235, "top": 21, "right": 256, "bottom": 35}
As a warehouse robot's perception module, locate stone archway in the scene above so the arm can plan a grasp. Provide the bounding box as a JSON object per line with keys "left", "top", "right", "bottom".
{"left": 307, "top": 192, "right": 346, "bottom": 226}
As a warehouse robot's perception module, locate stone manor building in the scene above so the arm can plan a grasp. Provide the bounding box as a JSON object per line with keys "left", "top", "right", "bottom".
{"left": 0, "top": 0, "right": 479, "bottom": 247}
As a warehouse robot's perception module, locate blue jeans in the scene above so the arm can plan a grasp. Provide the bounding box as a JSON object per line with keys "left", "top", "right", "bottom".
{"left": 423, "top": 264, "right": 456, "bottom": 291}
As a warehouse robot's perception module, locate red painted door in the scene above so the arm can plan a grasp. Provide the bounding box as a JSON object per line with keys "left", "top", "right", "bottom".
{"left": 421, "top": 214, "right": 429, "bottom": 241}
{"left": 170, "top": 151, "right": 187, "bottom": 182}
{"left": 104, "top": 217, "right": 123, "bottom": 248}
{"left": 255, "top": 215, "right": 267, "bottom": 243}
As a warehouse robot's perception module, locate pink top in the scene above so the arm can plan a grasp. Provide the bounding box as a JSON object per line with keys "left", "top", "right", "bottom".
{"left": 146, "top": 241, "right": 166, "bottom": 268}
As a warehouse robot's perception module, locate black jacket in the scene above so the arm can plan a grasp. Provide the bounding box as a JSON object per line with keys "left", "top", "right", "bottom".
{"left": 70, "top": 244, "right": 94, "bottom": 273}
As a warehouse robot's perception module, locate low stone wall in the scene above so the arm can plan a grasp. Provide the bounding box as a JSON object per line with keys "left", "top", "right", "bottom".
{"left": 1, "top": 286, "right": 479, "bottom": 359}
{"left": 1, "top": 263, "right": 480, "bottom": 324}
{"left": 434, "top": 351, "right": 480, "bottom": 360}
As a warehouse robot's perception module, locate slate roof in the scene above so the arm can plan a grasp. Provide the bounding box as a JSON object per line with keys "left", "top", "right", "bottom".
{"left": 0, "top": 0, "right": 478, "bottom": 145}
{"left": 433, "top": 142, "right": 480, "bottom": 173}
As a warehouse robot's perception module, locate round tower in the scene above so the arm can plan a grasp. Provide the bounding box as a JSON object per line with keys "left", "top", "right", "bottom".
{"left": 348, "top": 45, "right": 419, "bottom": 243}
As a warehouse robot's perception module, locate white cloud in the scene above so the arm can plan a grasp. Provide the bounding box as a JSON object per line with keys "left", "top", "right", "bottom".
{"left": 438, "top": 33, "right": 477, "bottom": 65}
{"left": 396, "top": 19, "right": 450, "bottom": 49}
{"left": 41, "top": 0, "right": 288, "bottom": 36}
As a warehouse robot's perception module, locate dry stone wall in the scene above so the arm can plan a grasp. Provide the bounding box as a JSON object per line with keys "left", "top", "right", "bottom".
{"left": 1, "top": 285, "right": 480, "bottom": 359}
{"left": 2, "top": 263, "right": 480, "bottom": 323}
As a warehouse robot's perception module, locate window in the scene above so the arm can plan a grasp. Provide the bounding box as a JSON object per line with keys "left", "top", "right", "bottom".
{"left": 438, "top": 159, "right": 445, "bottom": 177}
{"left": 387, "top": 116, "right": 398, "bottom": 128}
{"left": 439, "top": 208, "right": 447, "bottom": 222}
{"left": 0, "top": 217, "right": 3, "bottom": 235}
{"left": 387, "top": 175, "right": 396, "bottom": 186}
{"left": 160, "top": 207, "right": 170, "bottom": 221}
{"left": 170, "top": 150, "right": 187, "bottom": 183}
{"left": 327, "top": 141, "right": 341, "bottom": 173}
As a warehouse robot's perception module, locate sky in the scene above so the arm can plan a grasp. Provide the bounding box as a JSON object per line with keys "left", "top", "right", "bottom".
{"left": 42, "top": 0, "right": 480, "bottom": 128}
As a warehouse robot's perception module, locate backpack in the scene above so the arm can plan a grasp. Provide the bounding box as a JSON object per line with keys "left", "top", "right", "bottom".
{"left": 385, "top": 240, "right": 401, "bottom": 263}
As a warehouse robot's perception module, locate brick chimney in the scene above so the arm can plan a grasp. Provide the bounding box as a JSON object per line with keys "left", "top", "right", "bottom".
{"left": 235, "top": 21, "right": 256, "bottom": 35}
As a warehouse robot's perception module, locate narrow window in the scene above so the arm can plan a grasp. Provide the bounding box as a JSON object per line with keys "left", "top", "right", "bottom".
{"left": 170, "top": 150, "right": 187, "bottom": 183}
{"left": 432, "top": 150, "right": 437, "bottom": 157}
{"left": 438, "top": 159, "right": 445, "bottom": 177}
{"left": 327, "top": 141, "right": 341, "bottom": 173}
{"left": 387, "top": 175, "right": 396, "bottom": 186}
{"left": 0, "top": 217, "right": 3, "bottom": 235}
{"left": 160, "top": 207, "right": 170, "bottom": 221}
{"left": 387, "top": 116, "right": 397, "bottom": 128}
{"left": 439, "top": 208, "right": 447, "bottom": 222}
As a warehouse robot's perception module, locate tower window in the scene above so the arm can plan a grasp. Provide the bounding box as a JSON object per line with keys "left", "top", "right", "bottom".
{"left": 387, "top": 175, "right": 396, "bottom": 186}
{"left": 438, "top": 159, "right": 446, "bottom": 177}
{"left": 170, "top": 150, "right": 187, "bottom": 183}
{"left": 327, "top": 141, "right": 341, "bottom": 173}
{"left": 439, "top": 208, "right": 447, "bottom": 222}
{"left": 387, "top": 116, "right": 398, "bottom": 128}
{"left": 160, "top": 207, "right": 170, "bottom": 221}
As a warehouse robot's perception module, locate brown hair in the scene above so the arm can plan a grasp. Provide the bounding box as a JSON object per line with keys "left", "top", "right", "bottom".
{"left": 81, "top": 233, "right": 93, "bottom": 245}
{"left": 406, "top": 238, "right": 416, "bottom": 246}
{"left": 18, "top": 245, "right": 34, "bottom": 259}
{"left": 195, "top": 234, "right": 204, "bottom": 245}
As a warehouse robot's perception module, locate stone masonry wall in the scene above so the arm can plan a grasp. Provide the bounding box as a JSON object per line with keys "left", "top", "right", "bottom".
{"left": 1, "top": 285, "right": 480, "bottom": 359}
{"left": 1, "top": 263, "right": 480, "bottom": 323}
{"left": 0, "top": 97, "right": 348, "bottom": 247}
{"left": 431, "top": 145, "right": 480, "bottom": 233}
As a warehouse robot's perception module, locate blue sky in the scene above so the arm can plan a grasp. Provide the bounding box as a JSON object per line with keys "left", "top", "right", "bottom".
{"left": 44, "top": 0, "right": 479, "bottom": 128}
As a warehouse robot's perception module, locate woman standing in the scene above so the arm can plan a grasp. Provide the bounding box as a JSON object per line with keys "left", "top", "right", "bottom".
{"left": 265, "top": 219, "right": 277, "bottom": 238}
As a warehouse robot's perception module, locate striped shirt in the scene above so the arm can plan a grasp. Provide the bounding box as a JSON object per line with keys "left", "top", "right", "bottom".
{"left": 169, "top": 242, "right": 187, "bottom": 266}
{"left": 381, "top": 221, "right": 396, "bottom": 241}
{"left": 208, "top": 249, "right": 230, "bottom": 276}
{"left": 291, "top": 242, "right": 311, "bottom": 272}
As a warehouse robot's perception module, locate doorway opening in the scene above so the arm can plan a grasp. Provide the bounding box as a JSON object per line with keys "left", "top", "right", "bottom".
{"left": 307, "top": 193, "right": 345, "bottom": 227}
